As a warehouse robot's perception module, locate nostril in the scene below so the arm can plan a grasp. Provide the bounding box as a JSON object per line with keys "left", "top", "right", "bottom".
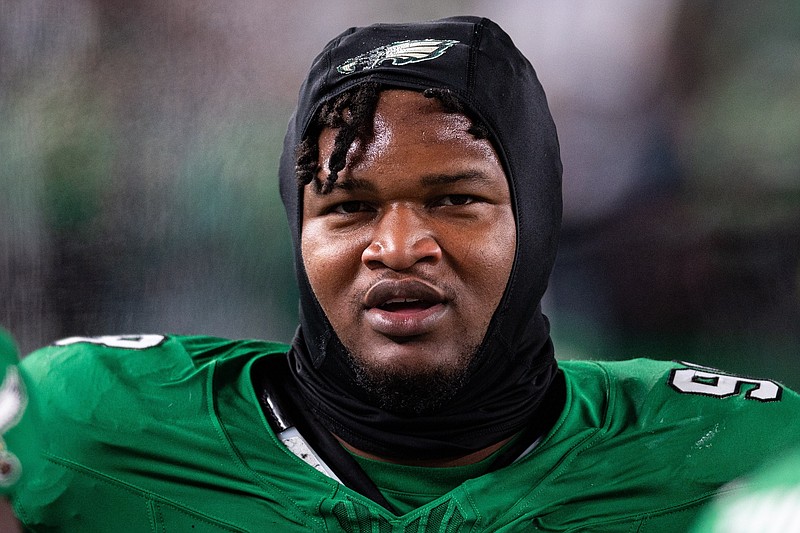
{"left": 361, "top": 207, "right": 442, "bottom": 270}
{"left": 362, "top": 236, "right": 442, "bottom": 271}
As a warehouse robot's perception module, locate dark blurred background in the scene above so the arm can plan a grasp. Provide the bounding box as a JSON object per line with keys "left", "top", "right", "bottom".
{"left": 2, "top": 0, "right": 799, "bottom": 386}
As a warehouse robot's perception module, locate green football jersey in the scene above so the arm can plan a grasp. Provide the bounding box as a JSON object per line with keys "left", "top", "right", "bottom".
{"left": 11, "top": 334, "right": 800, "bottom": 532}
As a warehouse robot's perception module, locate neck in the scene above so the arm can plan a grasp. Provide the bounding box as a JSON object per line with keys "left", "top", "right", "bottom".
{"left": 335, "top": 434, "right": 515, "bottom": 467}
{"left": 287, "top": 329, "right": 560, "bottom": 460}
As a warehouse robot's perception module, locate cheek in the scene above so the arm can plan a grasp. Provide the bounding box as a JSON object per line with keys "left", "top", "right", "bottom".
{"left": 301, "top": 224, "right": 333, "bottom": 296}
{"left": 301, "top": 221, "right": 362, "bottom": 308}
{"left": 460, "top": 216, "right": 516, "bottom": 299}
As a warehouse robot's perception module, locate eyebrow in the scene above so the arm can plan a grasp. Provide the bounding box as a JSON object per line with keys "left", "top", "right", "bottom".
{"left": 419, "top": 170, "right": 495, "bottom": 187}
{"left": 328, "top": 177, "right": 378, "bottom": 192}
{"left": 312, "top": 170, "right": 495, "bottom": 194}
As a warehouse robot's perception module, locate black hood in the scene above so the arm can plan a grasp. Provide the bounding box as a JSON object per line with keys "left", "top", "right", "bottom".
{"left": 278, "top": 16, "right": 563, "bottom": 459}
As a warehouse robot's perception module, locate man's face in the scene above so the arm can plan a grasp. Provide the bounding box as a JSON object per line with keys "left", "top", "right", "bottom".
{"left": 301, "top": 89, "right": 515, "bottom": 412}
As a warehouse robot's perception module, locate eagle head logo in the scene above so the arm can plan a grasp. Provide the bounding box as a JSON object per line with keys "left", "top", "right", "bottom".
{"left": 337, "top": 39, "right": 459, "bottom": 75}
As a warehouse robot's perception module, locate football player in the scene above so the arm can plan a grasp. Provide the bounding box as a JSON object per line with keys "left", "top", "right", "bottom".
{"left": 11, "top": 16, "right": 800, "bottom": 531}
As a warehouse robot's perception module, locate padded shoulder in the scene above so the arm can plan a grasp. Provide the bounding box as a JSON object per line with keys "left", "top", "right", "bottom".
{"left": 20, "top": 334, "right": 289, "bottom": 383}
{"left": 18, "top": 334, "right": 289, "bottom": 452}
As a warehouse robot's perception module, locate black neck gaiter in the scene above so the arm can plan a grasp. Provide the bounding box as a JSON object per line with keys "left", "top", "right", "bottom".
{"left": 278, "top": 17, "right": 563, "bottom": 460}
{"left": 287, "top": 315, "right": 558, "bottom": 459}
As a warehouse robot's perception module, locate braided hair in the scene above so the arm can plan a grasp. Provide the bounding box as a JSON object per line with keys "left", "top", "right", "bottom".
{"left": 295, "top": 83, "right": 489, "bottom": 193}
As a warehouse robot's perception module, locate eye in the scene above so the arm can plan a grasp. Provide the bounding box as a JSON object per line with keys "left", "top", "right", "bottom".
{"left": 331, "top": 200, "right": 373, "bottom": 214}
{"left": 437, "top": 194, "right": 476, "bottom": 207}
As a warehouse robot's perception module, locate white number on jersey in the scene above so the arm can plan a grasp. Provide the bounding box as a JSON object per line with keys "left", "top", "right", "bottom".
{"left": 54, "top": 334, "right": 166, "bottom": 350}
{"left": 669, "top": 366, "right": 782, "bottom": 402}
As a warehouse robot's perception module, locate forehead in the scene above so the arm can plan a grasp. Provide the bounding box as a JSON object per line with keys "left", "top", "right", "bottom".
{"left": 316, "top": 89, "right": 506, "bottom": 189}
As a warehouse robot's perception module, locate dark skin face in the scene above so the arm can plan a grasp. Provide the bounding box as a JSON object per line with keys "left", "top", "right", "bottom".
{"left": 301, "top": 90, "right": 516, "bottom": 463}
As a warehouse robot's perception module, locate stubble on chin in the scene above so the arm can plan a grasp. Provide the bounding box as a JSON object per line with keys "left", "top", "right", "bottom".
{"left": 344, "top": 342, "right": 480, "bottom": 416}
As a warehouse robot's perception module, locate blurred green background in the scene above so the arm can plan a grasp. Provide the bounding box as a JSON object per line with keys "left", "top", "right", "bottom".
{"left": 1, "top": 0, "right": 799, "bottom": 387}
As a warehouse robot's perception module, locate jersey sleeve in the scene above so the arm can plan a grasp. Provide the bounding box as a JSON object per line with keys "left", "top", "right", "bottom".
{"left": 613, "top": 359, "right": 799, "bottom": 486}
{"left": 11, "top": 334, "right": 301, "bottom": 531}
{"left": 545, "top": 358, "right": 800, "bottom": 532}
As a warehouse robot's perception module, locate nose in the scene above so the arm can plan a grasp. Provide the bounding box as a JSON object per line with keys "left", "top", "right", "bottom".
{"left": 361, "top": 205, "right": 442, "bottom": 271}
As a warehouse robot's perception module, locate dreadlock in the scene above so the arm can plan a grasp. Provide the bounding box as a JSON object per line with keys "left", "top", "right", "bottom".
{"left": 296, "top": 83, "right": 489, "bottom": 194}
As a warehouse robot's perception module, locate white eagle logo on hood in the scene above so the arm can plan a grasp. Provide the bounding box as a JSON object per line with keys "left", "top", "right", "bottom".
{"left": 337, "top": 39, "right": 459, "bottom": 75}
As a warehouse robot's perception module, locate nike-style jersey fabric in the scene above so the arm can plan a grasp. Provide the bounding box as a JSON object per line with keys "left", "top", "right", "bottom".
{"left": 12, "top": 335, "right": 800, "bottom": 532}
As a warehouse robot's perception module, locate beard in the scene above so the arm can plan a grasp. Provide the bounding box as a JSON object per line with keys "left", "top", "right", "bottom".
{"left": 344, "top": 342, "right": 480, "bottom": 416}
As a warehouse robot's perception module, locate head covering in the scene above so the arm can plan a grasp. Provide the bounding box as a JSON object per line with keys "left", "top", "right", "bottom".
{"left": 278, "top": 16, "right": 563, "bottom": 459}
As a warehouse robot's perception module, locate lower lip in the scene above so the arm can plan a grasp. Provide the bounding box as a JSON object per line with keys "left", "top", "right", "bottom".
{"left": 363, "top": 303, "right": 447, "bottom": 337}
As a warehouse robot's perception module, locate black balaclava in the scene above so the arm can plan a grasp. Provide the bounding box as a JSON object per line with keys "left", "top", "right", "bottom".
{"left": 278, "top": 16, "right": 563, "bottom": 460}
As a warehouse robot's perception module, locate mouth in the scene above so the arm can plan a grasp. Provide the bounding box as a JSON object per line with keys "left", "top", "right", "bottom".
{"left": 363, "top": 279, "right": 448, "bottom": 338}
{"left": 376, "top": 297, "right": 435, "bottom": 313}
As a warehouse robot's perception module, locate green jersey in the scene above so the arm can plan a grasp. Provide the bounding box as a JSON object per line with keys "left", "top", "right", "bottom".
{"left": 11, "top": 334, "right": 800, "bottom": 532}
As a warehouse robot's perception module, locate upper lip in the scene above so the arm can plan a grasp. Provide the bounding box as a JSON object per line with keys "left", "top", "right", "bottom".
{"left": 363, "top": 279, "right": 448, "bottom": 309}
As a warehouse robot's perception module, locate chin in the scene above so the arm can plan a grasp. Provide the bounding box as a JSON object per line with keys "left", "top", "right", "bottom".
{"left": 345, "top": 342, "right": 478, "bottom": 415}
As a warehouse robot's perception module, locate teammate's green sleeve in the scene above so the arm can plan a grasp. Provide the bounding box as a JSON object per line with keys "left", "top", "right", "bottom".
{"left": 690, "top": 448, "right": 800, "bottom": 533}
{"left": 0, "top": 328, "right": 36, "bottom": 495}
